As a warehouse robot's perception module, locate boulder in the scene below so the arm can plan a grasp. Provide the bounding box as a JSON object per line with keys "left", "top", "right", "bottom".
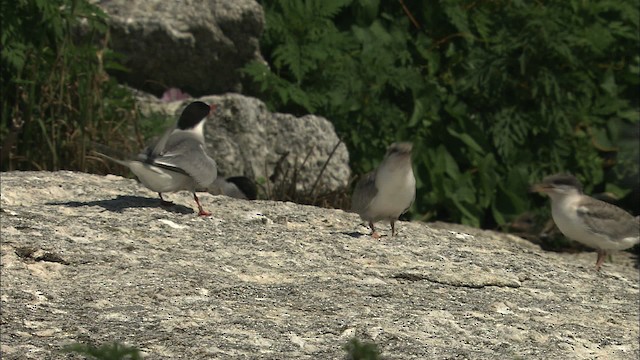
{"left": 135, "top": 93, "right": 351, "bottom": 195}
{"left": 95, "top": 0, "right": 264, "bottom": 96}
{"left": 1, "top": 171, "right": 639, "bottom": 359}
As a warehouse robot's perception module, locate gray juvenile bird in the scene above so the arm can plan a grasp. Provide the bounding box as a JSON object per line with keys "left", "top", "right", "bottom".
{"left": 532, "top": 173, "right": 639, "bottom": 271}
{"left": 204, "top": 176, "right": 258, "bottom": 200}
{"left": 95, "top": 101, "right": 218, "bottom": 216}
{"left": 351, "top": 142, "right": 416, "bottom": 238}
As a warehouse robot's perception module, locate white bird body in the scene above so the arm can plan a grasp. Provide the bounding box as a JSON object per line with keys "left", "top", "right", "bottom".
{"left": 125, "top": 160, "right": 196, "bottom": 194}
{"left": 549, "top": 191, "right": 639, "bottom": 251}
{"left": 95, "top": 101, "right": 217, "bottom": 216}
{"left": 364, "top": 160, "right": 416, "bottom": 223}
{"left": 533, "top": 174, "right": 639, "bottom": 270}
{"left": 351, "top": 142, "right": 416, "bottom": 237}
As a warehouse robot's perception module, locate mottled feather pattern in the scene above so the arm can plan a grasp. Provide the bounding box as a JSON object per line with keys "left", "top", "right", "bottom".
{"left": 576, "top": 196, "right": 640, "bottom": 241}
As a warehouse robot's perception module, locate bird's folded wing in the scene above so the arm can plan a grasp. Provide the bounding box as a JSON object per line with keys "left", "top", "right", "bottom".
{"left": 148, "top": 126, "right": 175, "bottom": 157}
{"left": 351, "top": 171, "right": 377, "bottom": 212}
{"left": 152, "top": 138, "right": 217, "bottom": 187}
{"left": 576, "top": 197, "right": 639, "bottom": 240}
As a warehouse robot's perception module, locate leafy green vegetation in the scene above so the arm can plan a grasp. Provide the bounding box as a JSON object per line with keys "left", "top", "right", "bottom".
{"left": 344, "top": 337, "right": 381, "bottom": 360}
{"left": 0, "top": 0, "right": 139, "bottom": 173}
{"left": 243, "top": 0, "right": 640, "bottom": 228}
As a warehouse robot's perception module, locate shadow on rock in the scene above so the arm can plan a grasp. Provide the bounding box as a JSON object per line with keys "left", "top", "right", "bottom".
{"left": 341, "top": 231, "right": 368, "bottom": 238}
{"left": 47, "top": 195, "right": 194, "bottom": 215}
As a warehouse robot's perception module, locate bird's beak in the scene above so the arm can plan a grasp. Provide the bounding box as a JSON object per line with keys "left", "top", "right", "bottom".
{"left": 530, "top": 183, "right": 551, "bottom": 193}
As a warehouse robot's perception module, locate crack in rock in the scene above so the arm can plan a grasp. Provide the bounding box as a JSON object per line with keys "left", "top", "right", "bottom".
{"left": 392, "top": 271, "right": 521, "bottom": 289}
{"left": 14, "top": 247, "right": 70, "bottom": 265}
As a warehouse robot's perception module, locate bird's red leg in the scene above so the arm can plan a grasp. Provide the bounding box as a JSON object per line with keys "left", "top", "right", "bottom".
{"left": 391, "top": 221, "right": 396, "bottom": 236}
{"left": 595, "top": 250, "right": 606, "bottom": 271}
{"left": 193, "top": 193, "right": 211, "bottom": 216}
{"left": 370, "top": 221, "right": 381, "bottom": 239}
{"left": 159, "top": 193, "right": 173, "bottom": 206}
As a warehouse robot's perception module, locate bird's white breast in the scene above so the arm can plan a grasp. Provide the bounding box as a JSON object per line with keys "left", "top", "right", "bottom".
{"left": 366, "top": 161, "right": 415, "bottom": 221}
{"left": 550, "top": 195, "right": 630, "bottom": 250}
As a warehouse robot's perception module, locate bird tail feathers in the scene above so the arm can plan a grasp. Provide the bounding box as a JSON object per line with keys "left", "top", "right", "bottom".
{"left": 89, "top": 142, "right": 134, "bottom": 168}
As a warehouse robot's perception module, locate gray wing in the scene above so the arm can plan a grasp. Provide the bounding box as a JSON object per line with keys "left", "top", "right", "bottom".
{"left": 152, "top": 136, "right": 217, "bottom": 188}
{"left": 147, "top": 126, "right": 175, "bottom": 158}
{"left": 577, "top": 197, "right": 639, "bottom": 240}
{"left": 351, "top": 170, "right": 377, "bottom": 214}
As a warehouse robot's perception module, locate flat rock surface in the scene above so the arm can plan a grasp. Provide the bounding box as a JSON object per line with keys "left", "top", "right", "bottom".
{"left": 1, "top": 171, "right": 638, "bottom": 359}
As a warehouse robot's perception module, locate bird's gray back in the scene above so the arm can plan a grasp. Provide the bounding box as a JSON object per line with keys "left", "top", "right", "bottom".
{"left": 152, "top": 135, "right": 217, "bottom": 188}
{"left": 577, "top": 197, "right": 640, "bottom": 240}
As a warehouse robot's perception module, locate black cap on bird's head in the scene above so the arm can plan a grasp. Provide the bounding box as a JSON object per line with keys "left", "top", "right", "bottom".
{"left": 177, "top": 101, "right": 215, "bottom": 130}
{"left": 531, "top": 173, "right": 583, "bottom": 194}
{"left": 386, "top": 142, "right": 413, "bottom": 157}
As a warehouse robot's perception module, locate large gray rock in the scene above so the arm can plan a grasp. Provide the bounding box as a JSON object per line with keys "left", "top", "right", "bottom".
{"left": 136, "top": 93, "right": 351, "bottom": 195}
{"left": 1, "top": 171, "right": 639, "bottom": 359}
{"left": 96, "top": 0, "right": 264, "bottom": 96}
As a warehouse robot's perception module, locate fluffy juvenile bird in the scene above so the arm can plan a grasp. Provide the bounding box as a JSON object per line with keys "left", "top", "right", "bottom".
{"left": 532, "top": 174, "right": 639, "bottom": 271}
{"left": 351, "top": 142, "right": 416, "bottom": 238}
{"left": 95, "top": 101, "right": 218, "bottom": 216}
{"left": 204, "top": 176, "right": 258, "bottom": 200}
